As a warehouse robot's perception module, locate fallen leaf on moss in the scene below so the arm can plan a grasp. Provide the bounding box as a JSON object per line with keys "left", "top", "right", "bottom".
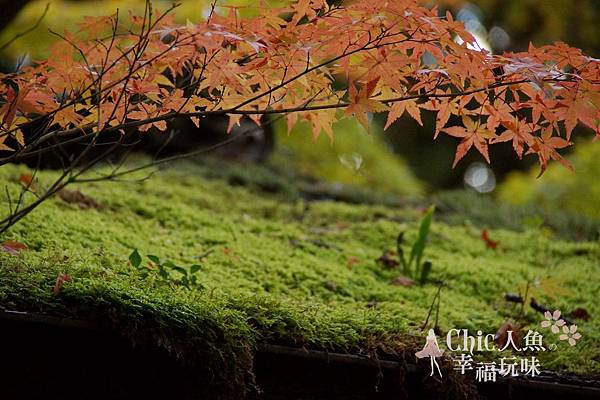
{"left": 377, "top": 250, "right": 399, "bottom": 268}
{"left": 222, "top": 247, "right": 241, "bottom": 261}
{"left": 1, "top": 240, "right": 28, "bottom": 255}
{"left": 57, "top": 189, "right": 100, "bottom": 209}
{"left": 53, "top": 273, "right": 72, "bottom": 296}
{"left": 346, "top": 256, "right": 359, "bottom": 270}
{"left": 391, "top": 276, "right": 414, "bottom": 287}
{"left": 569, "top": 308, "right": 591, "bottom": 321}
{"left": 18, "top": 173, "right": 36, "bottom": 191}
{"left": 481, "top": 229, "right": 500, "bottom": 250}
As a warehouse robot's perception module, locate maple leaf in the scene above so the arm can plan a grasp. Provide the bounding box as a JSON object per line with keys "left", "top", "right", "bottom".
{"left": 555, "top": 82, "right": 600, "bottom": 140}
{"left": 128, "top": 104, "right": 167, "bottom": 132}
{"left": 130, "top": 79, "right": 161, "bottom": 98}
{"left": 433, "top": 99, "right": 459, "bottom": 138}
{"left": 54, "top": 106, "right": 82, "bottom": 128}
{"left": 305, "top": 109, "right": 336, "bottom": 140}
{"left": 444, "top": 10, "right": 478, "bottom": 48}
{"left": 19, "top": 173, "right": 33, "bottom": 188}
{"left": 490, "top": 119, "right": 535, "bottom": 159}
{"left": 527, "top": 128, "right": 573, "bottom": 175}
{"left": 345, "top": 79, "right": 389, "bottom": 132}
{"left": 384, "top": 99, "right": 423, "bottom": 130}
{"left": 77, "top": 15, "right": 113, "bottom": 38}
{"left": 0, "top": 86, "right": 18, "bottom": 129}
{"left": 442, "top": 116, "right": 496, "bottom": 167}
{"left": 12, "top": 128, "right": 25, "bottom": 147}
{"left": 519, "top": 276, "right": 574, "bottom": 307}
{"left": 484, "top": 100, "right": 514, "bottom": 132}
{"left": 160, "top": 89, "right": 187, "bottom": 113}
{"left": 0, "top": 240, "right": 28, "bottom": 255}
{"left": 226, "top": 114, "right": 242, "bottom": 134}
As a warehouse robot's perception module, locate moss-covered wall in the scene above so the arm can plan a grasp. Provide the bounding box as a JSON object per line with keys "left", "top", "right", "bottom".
{"left": 0, "top": 161, "right": 598, "bottom": 382}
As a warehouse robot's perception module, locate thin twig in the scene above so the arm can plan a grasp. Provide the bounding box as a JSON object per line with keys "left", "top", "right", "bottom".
{"left": 421, "top": 283, "right": 443, "bottom": 331}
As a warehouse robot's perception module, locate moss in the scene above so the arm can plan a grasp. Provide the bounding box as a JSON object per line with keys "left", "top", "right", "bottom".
{"left": 0, "top": 161, "right": 598, "bottom": 383}
{"left": 433, "top": 190, "right": 600, "bottom": 241}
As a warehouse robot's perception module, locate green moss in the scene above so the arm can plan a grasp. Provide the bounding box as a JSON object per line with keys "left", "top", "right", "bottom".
{"left": 434, "top": 190, "right": 600, "bottom": 241}
{"left": 0, "top": 161, "right": 598, "bottom": 381}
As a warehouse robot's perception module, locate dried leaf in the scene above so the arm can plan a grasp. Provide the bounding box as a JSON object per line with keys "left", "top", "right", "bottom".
{"left": 376, "top": 250, "right": 399, "bottom": 268}
{"left": 481, "top": 229, "right": 500, "bottom": 250}
{"left": 569, "top": 308, "right": 591, "bottom": 321}
{"left": 57, "top": 189, "right": 100, "bottom": 209}
{"left": 53, "top": 273, "right": 72, "bottom": 296}
{"left": 391, "top": 276, "right": 414, "bottom": 287}
{"left": 346, "top": 256, "right": 360, "bottom": 270}
{"left": 19, "top": 173, "right": 34, "bottom": 189}
{"left": 366, "top": 300, "right": 378, "bottom": 308}
{"left": 0, "top": 240, "right": 28, "bottom": 255}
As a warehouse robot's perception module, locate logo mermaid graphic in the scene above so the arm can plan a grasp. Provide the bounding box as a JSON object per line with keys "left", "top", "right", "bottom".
{"left": 415, "top": 329, "right": 444, "bottom": 377}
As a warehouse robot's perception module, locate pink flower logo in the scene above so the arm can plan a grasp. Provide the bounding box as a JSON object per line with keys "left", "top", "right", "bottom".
{"left": 559, "top": 325, "right": 582, "bottom": 347}
{"left": 540, "top": 310, "right": 566, "bottom": 334}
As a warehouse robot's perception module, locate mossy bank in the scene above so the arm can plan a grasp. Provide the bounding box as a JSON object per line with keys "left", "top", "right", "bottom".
{"left": 0, "top": 160, "right": 598, "bottom": 390}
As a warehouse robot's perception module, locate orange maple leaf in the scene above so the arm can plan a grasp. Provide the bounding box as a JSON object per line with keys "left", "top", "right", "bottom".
{"left": 443, "top": 116, "right": 496, "bottom": 167}
{"left": 345, "top": 79, "right": 389, "bottom": 132}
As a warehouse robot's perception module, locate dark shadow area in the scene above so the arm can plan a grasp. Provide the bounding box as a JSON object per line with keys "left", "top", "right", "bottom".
{"left": 2, "top": 312, "right": 599, "bottom": 400}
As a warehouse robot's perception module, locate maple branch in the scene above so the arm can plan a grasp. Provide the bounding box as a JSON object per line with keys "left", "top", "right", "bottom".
{"left": 0, "top": 2, "right": 182, "bottom": 144}
{"left": 227, "top": 23, "right": 421, "bottom": 112}
{"left": 0, "top": 75, "right": 567, "bottom": 167}
{"left": 0, "top": 25, "right": 385, "bottom": 160}
{"left": 0, "top": 16, "right": 474, "bottom": 164}
{"left": 0, "top": 21, "right": 445, "bottom": 163}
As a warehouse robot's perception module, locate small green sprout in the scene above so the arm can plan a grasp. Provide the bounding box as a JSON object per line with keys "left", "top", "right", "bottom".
{"left": 397, "top": 205, "right": 435, "bottom": 284}
{"left": 128, "top": 250, "right": 204, "bottom": 290}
